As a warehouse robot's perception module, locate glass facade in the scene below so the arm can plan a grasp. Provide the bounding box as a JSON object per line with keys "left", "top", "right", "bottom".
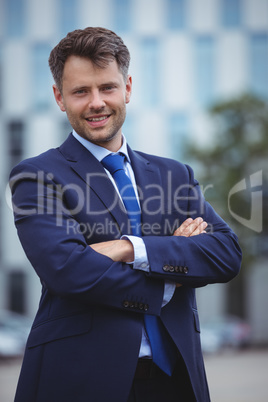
{"left": 113, "top": 0, "right": 131, "bottom": 32}
{"left": 0, "top": 0, "right": 267, "bottom": 325}
{"left": 122, "top": 112, "right": 135, "bottom": 146}
{"left": 0, "top": 200, "right": 2, "bottom": 260}
{"left": 8, "top": 120, "right": 24, "bottom": 171}
{"left": 168, "top": 112, "right": 189, "bottom": 160}
{"left": 5, "top": 0, "right": 26, "bottom": 37}
{"left": 249, "top": 33, "right": 268, "bottom": 99}
{"left": 221, "top": 0, "right": 241, "bottom": 28}
{"left": 141, "top": 38, "right": 160, "bottom": 107}
{"left": 32, "top": 44, "right": 52, "bottom": 111}
{"left": 194, "top": 36, "right": 215, "bottom": 107}
{"left": 59, "top": 0, "right": 78, "bottom": 36}
{"left": 0, "top": 45, "right": 2, "bottom": 109}
{"left": 167, "top": 0, "right": 186, "bottom": 30}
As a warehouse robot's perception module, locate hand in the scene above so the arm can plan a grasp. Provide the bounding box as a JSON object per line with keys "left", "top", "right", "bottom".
{"left": 90, "top": 239, "right": 134, "bottom": 263}
{"left": 173, "top": 217, "right": 207, "bottom": 237}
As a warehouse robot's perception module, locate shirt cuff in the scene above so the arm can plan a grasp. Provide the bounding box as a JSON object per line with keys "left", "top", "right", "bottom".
{"left": 162, "top": 281, "right": 176, "bottom": 307}
{"left": 121, "top": 235, "right": 149, "bottom": 272}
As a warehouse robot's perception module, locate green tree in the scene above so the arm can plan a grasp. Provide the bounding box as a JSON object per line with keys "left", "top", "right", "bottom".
{"left": 185, "top": 94, "right": 268, "bottom": 317}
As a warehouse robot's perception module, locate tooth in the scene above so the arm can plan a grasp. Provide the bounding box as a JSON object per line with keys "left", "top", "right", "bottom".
{"left": 90, "top": 116, "right": 107, "bottom": 122}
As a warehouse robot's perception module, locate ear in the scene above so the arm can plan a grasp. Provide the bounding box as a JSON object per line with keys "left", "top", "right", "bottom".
{"left": 53, "top": 85, "right": 66, "bottom": 112}
{"left": 125, "top": 75, "right": 132, "bottom": 104}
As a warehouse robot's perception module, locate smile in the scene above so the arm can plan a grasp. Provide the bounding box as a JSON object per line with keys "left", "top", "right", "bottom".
{"left": 85, "top": 114, "right": 111, "bottom": 128}
{"left": 87, "top": 115, "right": 109, "bottom": 122}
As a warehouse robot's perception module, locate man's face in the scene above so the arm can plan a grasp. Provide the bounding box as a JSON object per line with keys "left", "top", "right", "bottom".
{"left": 53, "top": 56, "right": 132, "bottom": 151}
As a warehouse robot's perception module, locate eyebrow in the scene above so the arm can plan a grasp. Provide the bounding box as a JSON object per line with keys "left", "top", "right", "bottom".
{"left": 99, "top": 80, "right": 120, "bottom": 88}
{"left": 72, "top": 80, "right": 120, "bottom": 91}
{"left": 71, "top": 85, "right": 89, "bottom": 92}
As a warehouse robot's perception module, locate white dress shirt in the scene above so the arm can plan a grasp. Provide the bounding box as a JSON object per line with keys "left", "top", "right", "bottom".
{"left": 72, "top": 131, "right": 175, "bottom": 358}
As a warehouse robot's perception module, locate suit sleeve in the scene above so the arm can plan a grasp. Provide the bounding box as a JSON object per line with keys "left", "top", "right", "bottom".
{"left": 9, "top": 161, "right": 164, "bottom": 315}
{"left": 142, "top": 164, "right": 242, "bottom": 288}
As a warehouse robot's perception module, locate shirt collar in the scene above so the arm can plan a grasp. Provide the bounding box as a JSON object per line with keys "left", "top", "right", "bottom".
{"left": 72, "top": 130, "right": 130, "bottom": 163}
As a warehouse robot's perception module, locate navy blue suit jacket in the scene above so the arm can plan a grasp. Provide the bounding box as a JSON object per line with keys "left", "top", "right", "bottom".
{"left": 10, "top": 134, "right": 242, "bottom": 402}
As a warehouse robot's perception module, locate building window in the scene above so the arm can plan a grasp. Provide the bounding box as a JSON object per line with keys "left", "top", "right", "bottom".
{"left": 168, "top": 112, "right": 189, "bottom": 160}
{"left": 0, "top": 45, "right": 2, "bottom": 109}
{"left": 5, "top": 0, "right": 26, "bottom": 37}
{"left": 221, "top": 0, "right": 241, "bottom": 28}
{"left": 113, "top": 0, "right": 131, "bottom": 32}
{"left": 141, "top": 38, "right": 160, "bottom": 107}
{"left": 167, "top": 0, "right": 186, "bottom": 30}
{"left": 8, "top": 121, "right": 24, "bottom": 170}
{"left": 8, "top": 271, "right": 26, "bottom": 314}
{"left": 194, "top": 36, "right": 215, "bottom": 107}
{"left": 249, "top": 33, "right": 268, "bottom": 99}
{"left": 59, "top": 0, "right": 78, "bottom": 36}
{"left": 32, "top": 44, "right": 52, "bottom": 111}
{"left": 0, "top": 200, "right": 2, "bottom": 260}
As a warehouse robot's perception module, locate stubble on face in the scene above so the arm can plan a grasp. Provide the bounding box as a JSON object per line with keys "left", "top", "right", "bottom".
{"left": 57, "top": 56, "right": 131, "bottom": 152}
{"left": 64, "top": 100, "right": 127, "bottom": 148}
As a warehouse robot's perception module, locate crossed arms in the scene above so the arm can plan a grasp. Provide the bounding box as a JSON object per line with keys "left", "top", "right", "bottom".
{"left": 91, "top": 217, "right": 208, "bottom": 289}
{"left": 10, "top": 158, "right": 241, "bottom": 308}
{"left": 91, "top": 217, "right": 208, "bottom": 263}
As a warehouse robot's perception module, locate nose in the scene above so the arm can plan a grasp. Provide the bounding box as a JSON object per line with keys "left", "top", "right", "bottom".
{"left": 89, "top": 90, "right": 105, "bottom": 110}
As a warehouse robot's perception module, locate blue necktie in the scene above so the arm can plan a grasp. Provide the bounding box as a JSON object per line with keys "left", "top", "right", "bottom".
{"left": 101, "top": 153, "right": 141, "bottom": 236}
{"left": 101, "top": 153, "right": 177, "bottom": 376}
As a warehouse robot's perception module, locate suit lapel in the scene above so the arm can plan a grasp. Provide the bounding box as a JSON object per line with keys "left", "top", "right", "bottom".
{"left": 59, "top": 135, "right": 130, "bottom": 234}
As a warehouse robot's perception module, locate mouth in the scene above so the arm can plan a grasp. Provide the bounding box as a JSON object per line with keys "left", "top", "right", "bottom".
{"left": 85, "top": 114, "right": 111, "bottom": 127}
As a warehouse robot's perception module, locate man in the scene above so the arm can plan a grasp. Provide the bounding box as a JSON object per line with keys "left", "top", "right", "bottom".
{"left": 10, "top": 27, "right": 241, "bottom": 402}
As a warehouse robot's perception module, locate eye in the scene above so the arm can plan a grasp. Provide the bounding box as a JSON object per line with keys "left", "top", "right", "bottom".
{"left": 102, "top": 85, "right": 116, "bottom": 92}
{"left": 73, "top": 88, "right": 88, "bottom": 95}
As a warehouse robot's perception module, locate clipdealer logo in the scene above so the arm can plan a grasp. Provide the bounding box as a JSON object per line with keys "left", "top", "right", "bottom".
{"left": 6, "top": 170, "right": 264, "bottom": 233}
{"left": 228, "top": 170, "right": 263, "bottom": 233}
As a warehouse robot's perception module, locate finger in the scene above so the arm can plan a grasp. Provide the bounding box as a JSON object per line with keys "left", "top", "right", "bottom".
{"left": 174, "top": 217, "right": 204, "bottom": 237}
{"left": 173, "top": 218, "right": 193, "bottom": 236}
{"left": 190, "top": 221, "right": 208, "bottom": 236}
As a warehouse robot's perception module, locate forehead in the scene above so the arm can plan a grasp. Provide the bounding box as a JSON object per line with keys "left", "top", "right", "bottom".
{"left": 62, "top": 56, "right": 123, "bottom": 86}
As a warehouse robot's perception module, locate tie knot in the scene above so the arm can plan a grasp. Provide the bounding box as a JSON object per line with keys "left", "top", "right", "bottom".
{"left": 101, "top": 153, "right": 125, "bottom": 175}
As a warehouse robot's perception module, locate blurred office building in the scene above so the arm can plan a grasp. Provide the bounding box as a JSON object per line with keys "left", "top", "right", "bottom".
{"left": 0, "top": 0, "right": 267, "bottom": 344}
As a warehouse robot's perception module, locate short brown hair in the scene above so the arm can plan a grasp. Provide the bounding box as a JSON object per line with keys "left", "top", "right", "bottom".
{"left": 48, "top": 27, "right": 130, "bottom": 92}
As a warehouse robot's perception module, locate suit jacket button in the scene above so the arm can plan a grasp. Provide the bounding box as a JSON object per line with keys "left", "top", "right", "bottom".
{"left": 163, "top": 265, "right": 170, "bottom": 272}
{"left": 123, "top": 300, "right": 129, "bottom": 308}
{"left": 179, "top": 266, "right": 184, "bottom": 273}
{"left": 139, "top": 303, "right": 144, "bottom": 310}
{"left": 183, "top": 267, "right": 188, "bottom": 274}
{"left": 144, "top": 304, "right": 149, "bottom": 311}
{"left": 169, "top": 265, "right": 175, "bottom": 273}
{"left": 175, "top": 266, "right": 180, "bottom": 273}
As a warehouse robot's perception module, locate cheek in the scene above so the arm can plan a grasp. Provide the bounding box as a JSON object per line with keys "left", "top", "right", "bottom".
{"left": 108, "top": 91, "right": 128, "bottom": 107}
{"left": 65, "top": 100, "right": 86, "bottom": 116}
